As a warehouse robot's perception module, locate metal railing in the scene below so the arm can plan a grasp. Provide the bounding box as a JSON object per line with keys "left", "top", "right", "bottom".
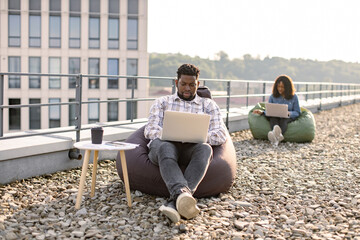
{"left": 1, "top": 72, "right": 360, "bottom": 142}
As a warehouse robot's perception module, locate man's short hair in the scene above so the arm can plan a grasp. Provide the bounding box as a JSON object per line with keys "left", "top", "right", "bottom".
{"left": 177, "top": 64, "right": 200, "bottom": 80}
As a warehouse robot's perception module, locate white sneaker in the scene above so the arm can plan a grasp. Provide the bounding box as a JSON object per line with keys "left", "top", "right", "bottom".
{"left": 176, "top": 192, "right": 200, "bottom": 219}
{"left": 278, "top": 133, "right": 284, "bottom": 142}
{"left": 273, "top": 125, "right": 282, "bottom": 139}
{"left": 159, "top": 201, "right": 181, "bottom": 223}
{"left": 268, "top": 131, "right": 279, "bottom": 146}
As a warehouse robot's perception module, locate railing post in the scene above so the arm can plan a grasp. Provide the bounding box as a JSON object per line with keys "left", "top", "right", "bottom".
{"left": 331, "top": 84, "right": 334, "bottom": 98}
{"left": 319, "top": 84, "right": 322, "bottom": 110}
{"left": 340, "top": 85, "right": 343, "bottom": 106}
{"left": 0, "top": 74, "right": 4, "bottom": 137}
{"left": 226, "top": 81, "right": 231, "bottom": 130}
{"left": 305, "top": 84, "right": 308, "bottom": 102}
{"left": 262, "top": 82, "right": 266, "bottom": 102}
{"left": 172, "top": 79, "right": 176, "bottom": 94}
{"left": 246, "top": 82, "right": 249, "bottom": 107}
{"left": 75, "top": 74, "right": 82, "bottom": 142}
{"left": 130, "top": 77, "right": 135, "bottom": 122}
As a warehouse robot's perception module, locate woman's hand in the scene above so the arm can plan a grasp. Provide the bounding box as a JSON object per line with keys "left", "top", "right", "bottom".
{"left": 253, "top": 109, "right": 263, "bottom": 115}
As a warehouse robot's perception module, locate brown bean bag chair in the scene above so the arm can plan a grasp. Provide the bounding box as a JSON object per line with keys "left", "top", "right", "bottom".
{"left": 116, "top": 126, "right": 237, "bottom": 198}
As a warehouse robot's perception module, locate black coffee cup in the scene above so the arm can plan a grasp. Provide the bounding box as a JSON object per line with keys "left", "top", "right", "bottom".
{"left": 91, "top": 127, "right": 103, "bottom": 144}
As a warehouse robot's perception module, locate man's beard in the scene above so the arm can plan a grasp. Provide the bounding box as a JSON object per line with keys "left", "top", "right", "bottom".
{"left": 177, "top": 92, "right": 195, "bottom": 101}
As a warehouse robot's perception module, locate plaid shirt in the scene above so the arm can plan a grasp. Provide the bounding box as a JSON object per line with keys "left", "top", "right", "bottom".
{"left": 144, "top": 93, "right": 227, "bottom": 146}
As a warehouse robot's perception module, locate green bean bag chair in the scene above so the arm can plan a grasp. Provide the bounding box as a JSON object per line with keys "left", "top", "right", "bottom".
{"left": 248, "top": 102, "right": 316, "bottom": 142}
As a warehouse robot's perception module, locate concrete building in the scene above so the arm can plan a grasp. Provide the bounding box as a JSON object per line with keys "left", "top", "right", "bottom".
{"left": 0, "top": 0, "right": 149, "bottom": 133}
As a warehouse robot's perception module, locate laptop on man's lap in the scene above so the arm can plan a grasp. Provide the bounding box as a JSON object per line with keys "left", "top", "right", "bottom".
{"left": 161, "top": 111, "right": 210, "bottom": 143}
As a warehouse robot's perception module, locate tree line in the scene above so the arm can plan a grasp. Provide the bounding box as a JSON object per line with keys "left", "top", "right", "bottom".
{"left": 149, "top": 52, "right": 360, "bottom": 86}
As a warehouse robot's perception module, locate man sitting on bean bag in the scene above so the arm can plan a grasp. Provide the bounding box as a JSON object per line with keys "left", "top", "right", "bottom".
{"left": 144, "top": 63, "right": 227, "bottom": 223}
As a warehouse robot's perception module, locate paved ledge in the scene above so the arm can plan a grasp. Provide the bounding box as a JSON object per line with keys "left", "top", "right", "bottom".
{"left": 0, "top": 96, "right": 359, "bottom": 184}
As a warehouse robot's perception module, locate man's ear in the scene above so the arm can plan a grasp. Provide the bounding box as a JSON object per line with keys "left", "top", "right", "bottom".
{"left": 196, "top": 80, "right": 200, "bottom": 87}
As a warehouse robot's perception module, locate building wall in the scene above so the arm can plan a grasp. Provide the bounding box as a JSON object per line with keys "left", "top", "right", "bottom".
{"left": 0, "top": 0, "right": 149, "bottom": 133}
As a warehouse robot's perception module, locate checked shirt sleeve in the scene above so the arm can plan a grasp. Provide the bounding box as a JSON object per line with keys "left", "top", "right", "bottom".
{"left": 205, "top": 99, "right": 227, "bottom": 146}
{"left": 144, "top": 98, "right": 165, "bottom": 140}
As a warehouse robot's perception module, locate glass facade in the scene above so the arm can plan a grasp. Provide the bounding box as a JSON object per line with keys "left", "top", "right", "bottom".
{"left": 126, "top": 58, "right": 138, "bottom": 89}
{"left": 9, "top": 98, "right": 21, "bottom": 130}
{"left": 108, "top": 99, "right": 118, "bottom": 122}
{"left": 88, "top": 98, "right": 99, "bottom": 123}
{"left": 49, "top": 98, "right": 61, "bottom": 128}
{"left": 89, "top": 17, "right": 100, "bottom": 48}
{"left": 49, "top": 16, "right": 61, "bottom": 48}
{"left": 127, "top": 0, "right": 138, "bottom": 50}
{"left": 8, "top": 57, "right": 21, "bottom": 88}
{"left": 8, "top": 14, "right": 21, "bottom": 47}
{"left": 69, "top": 16, "right": 81, "bottom": 48}
{"left": 89, "top": 58, "right": 100, "bottom": 89}
{"left": 126, "top": 100, "right": 137, "bottom": 120}
{"left": 108, "top": 18, "right": 119, "bottom": 49}
{"left": 69, "top": 57, "right": 80, "bottom": 88}
{"left": 29, "top": 98, "right": 41, "bottom": 129}
{"left": 49, "top": 57, "right": 61, "bottom": 89}
{"left": 29, "top": 15, "right": 41, "bottom": 47}
{"left": 89, "top": 0, "right": 100, "bottom": 49}
{"left": 108, "top": 58, "right": 119, "bottom": 89}
{"left": 29, "top": 57, "right": 41, "bottom": 88}
{"left": 69, "top": 98, "right": 76, "bottom": 126}
{"left": 108, "top": 0, "right": 119, "bottom": 49}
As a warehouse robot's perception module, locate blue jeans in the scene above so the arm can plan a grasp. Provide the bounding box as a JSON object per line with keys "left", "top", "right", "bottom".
{"left": 148, "top": 138, "right": 213, "bottom": 200}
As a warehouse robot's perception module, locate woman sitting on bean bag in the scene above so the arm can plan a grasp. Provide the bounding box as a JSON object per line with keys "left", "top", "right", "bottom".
{"left": 251, "top": 75, "right": 315, "bottom": 143}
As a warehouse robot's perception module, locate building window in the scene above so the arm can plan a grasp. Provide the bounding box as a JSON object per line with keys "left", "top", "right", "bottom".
{"left": 126, "top": 59, "right": 138, "bottom": 89}
{"left": 127, "top": 18, "right": 138, "bottom": 50}
{"left": 126, "top": 100, "right": 137, "bottom": 120}
{"left": 128, "top": 0, "right": 138, "bottom": 14}
{"left": 49, "top": 16, "right": 61, "bottom": 48}
{"left": 29, "top": 98, "right": 41, "bottom": 129}
{"left": 8, "top": 0, "right": 21, "bottom": 47}
{"left": 8, "top": 14, "right": 21, "bottom": 47}
{"left": 9, "top": 0, "right": 21, "bottom": 10}
{"left": 49, "top": 98, "right": 61, "bottom": 128}
{"left": 108, "top": 99, "right": 118, "bottom": 122}
{"left": 29, "top": 0, "right": 41, "bottom": 10}
{"left": 108, "top": 0, "right": 119, "bottom": 49}
{"left": 88, "top": 98, "right": 99, "bottom": 123}
{"left": 89, "top": 0, "right": 100, "bottom": 49}
{"left": 108, "top": 59, "right": 119, "bottom": 89}
{"left": 109, "top": 0, "right": 119, "bottom": 14}
{"left": 29, "top": 15, "right": 41, "bottom": 47}
{"left": 69, "top": 16, "right": 81, "bottom": 48}
{"left": 70, "top": 0, "right": 81, "bottom": 12}
{"left": 49, "top": 0, "right": 61, "bottom": 48}
{"left": 8, "top": 57, "right": 21, "bottom": 88}
{"left": 89, "top": 17, "right": 100, "bottom": 48}
{"left": 108, "top": 18, "right": 119, "bottom": 49}
{"left": 49, "top": 57, "right": 61, "bottom": 89}
{"left": 69, "top": 98, "right": 76, "bottom": 126}
{"left": 89, "top": 58, "right": 99, "bottom": 89}
{"left": 69, "top": 57, "right": 80, "bottom": 88}
{"left": 29, "top": 57, "right": 41, "bottom": 88}
{"left": 50, "top": 0, "right": 61, "bottom": 11}
{"left": 29, "top": 0, "right": 41, "bottom": 47}
{"left": 9, "top": 99, "right": 21, "bottom": 130}
{"left": 127, "top": 0, "right": 138, "bottom": 50}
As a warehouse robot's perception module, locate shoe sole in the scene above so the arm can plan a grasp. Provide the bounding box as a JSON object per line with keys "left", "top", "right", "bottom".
{"left": 159, "top": 205, "right": 181, "bottom": 223}
{"left": 176, "top": 193, "right": 200, "bottom": 219}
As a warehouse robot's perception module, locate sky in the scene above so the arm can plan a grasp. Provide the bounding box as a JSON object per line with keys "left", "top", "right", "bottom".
{"left": 148, "top": 0, "right": 360, "bottom": 63}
